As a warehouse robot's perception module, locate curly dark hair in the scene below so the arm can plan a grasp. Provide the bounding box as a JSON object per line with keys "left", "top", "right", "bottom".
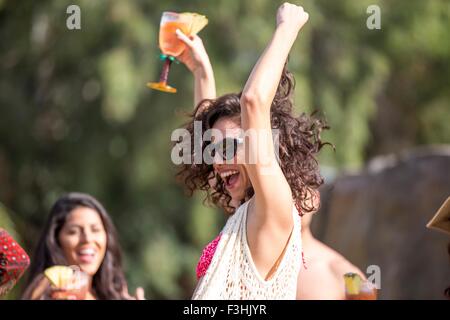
{"left": 176, "top": 66, "right": 330, "bottom": 215}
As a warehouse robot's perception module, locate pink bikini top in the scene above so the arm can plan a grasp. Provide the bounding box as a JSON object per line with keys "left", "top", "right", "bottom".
{"left": 195, "top": 200, "right": 311, "bottom": 279}
{"left": 196, "top": 233, "right": 222, "bottom": 279}
{"left": 195, "top": 231, "right": 308, "bottom": 280}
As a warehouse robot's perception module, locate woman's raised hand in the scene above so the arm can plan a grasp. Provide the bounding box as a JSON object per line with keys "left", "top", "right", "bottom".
{"left": 175, "top": 28, "right": 216, "bottom": 107}
{"left": 276, "top": 3, "right": 309, "bottom": 33}
{"left": 175, "top": 29, "right": 211, "bottom": 74}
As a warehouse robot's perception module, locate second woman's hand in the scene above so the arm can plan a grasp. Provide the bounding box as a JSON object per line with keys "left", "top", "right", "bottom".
{"left": 134, "top": 287, "right": 145, "bottom": 300}
{"left": 122, "top": 286, "right": 145, "bottom": 300}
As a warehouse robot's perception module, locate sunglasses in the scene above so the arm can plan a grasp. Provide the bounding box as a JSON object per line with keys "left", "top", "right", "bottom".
{"left": 208, "top": 137, "right": 244, "bottom": 161}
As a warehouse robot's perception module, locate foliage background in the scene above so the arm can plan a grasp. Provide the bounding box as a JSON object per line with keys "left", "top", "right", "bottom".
{"left": 0, "top": 0, "right": 449, "bottom": 299}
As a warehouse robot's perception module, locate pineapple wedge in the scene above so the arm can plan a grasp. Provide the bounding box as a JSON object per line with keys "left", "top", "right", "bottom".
{"left": 44, "top": 266, "right": 74, "bottom": 288}
{"left": 180, "top": 12, "right": 208, "bottom": 35}
{"left": 344, "top": 272, "right": 362, "bottom": 295}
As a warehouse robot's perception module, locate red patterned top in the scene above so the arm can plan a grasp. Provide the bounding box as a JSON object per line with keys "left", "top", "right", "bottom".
{"left": 0, "top": 228, "right": 30, "bottom": 296}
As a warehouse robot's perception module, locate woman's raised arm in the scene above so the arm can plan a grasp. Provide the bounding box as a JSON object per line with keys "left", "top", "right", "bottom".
{"left": 240, "top": 3, "right": 309, "bottom": 280}
{"left": 241, "top": 3, "right": 308, "bottom": 115}
{"left": 241, "top": 3, "right": 309, "bottom": 223}
{"left": 176, "top": 30, "right": 216, "bottom": 108}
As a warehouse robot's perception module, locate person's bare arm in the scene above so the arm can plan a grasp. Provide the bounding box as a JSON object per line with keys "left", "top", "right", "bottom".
{"left": 240, "top": 3, "right": 309, "bottom": 279}
{"left": 176, "top": 30, "right": 216, "bottom": 108}
{"left": 331, "top": 259, "right": 367, "bottom": 281}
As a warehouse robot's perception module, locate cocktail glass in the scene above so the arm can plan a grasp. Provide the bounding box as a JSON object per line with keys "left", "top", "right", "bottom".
{"left": 344, "top": 273, "right": 378, "bottom": 300}
{"left": 50, "top": 266, "right": 89, "bottom": 300}
{"left": 147, "top": 11, "right": 208, "bottom": 93}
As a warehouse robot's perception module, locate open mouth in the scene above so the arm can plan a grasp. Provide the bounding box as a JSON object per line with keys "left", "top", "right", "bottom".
{"left": 219, "top": 170, "right": 240, "bottom": 190}
{"left": 76, "top": 247, "right": 97, "bottom": 264}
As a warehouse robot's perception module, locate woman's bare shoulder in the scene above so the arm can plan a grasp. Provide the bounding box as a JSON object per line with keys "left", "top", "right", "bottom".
{"left": 297, "top": 240, "right": 366, "bottom": 299}
{"left": 311, "top": 240, "right": 366, "bottom": 279}
{"left": 329, "top": 255, "right": 366, "bottom": 280}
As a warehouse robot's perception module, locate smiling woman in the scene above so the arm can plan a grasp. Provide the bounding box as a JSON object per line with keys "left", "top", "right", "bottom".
{"left": 175, "top": 3, "right": 328, "bottom": 299}
{"left": 21, "top": 192, "right": 144, "bottom": 300}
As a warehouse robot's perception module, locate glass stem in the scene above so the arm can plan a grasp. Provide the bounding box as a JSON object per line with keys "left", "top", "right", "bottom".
{"left": 159, "top": 57, "right": 172, "bottom": 84}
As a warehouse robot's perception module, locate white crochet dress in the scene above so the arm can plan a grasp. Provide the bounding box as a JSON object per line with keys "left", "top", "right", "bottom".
{"left": 192, "top": 197, "right": 302, "bottom": 300}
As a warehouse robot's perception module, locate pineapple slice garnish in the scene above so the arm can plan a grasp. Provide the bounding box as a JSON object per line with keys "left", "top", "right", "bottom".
{"left": 180, "top": 12, "right": 208, "bottom": 35}
{"left": 344, "top": 272, "right": 362, "bottom": 295}
{"left": 44, "top": 266, "right": 74, "bottom": 288}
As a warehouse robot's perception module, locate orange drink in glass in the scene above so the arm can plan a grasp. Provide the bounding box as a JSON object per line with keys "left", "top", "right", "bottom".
{"left": 147, "top": 11, "right": 208, "bottom": 93}
{"left": 344, "top": 273, "right": 378, "bottom": 300}
{"left": 45, "top": 265, "right": 89, "bottom": 300}
{"left": 159, "top": 18, "right": 190, "bottom": 57}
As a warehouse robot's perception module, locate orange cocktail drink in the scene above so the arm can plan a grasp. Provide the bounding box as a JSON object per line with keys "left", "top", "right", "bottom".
{"left": 148, "top": 11, "right": 208, "bottom": 93}
{"left": 344, "top": 272, "right": 378, "bottom": 300}
{"left": 45, "top": 265, "right": 89, "bottom": 300}
{"left": 159, "top": 20, "right": 190, "bottom": 57}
